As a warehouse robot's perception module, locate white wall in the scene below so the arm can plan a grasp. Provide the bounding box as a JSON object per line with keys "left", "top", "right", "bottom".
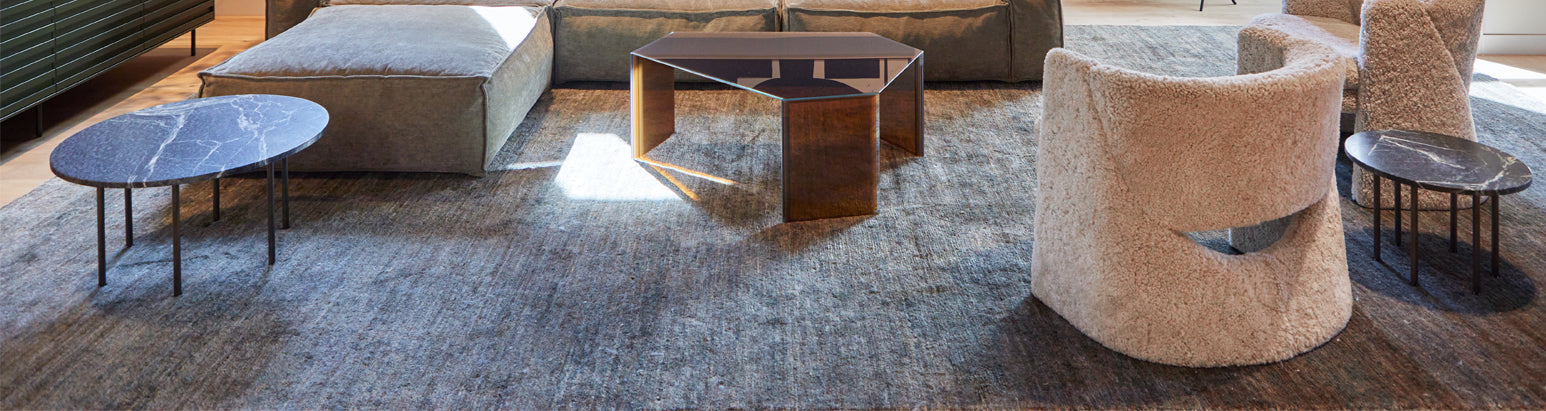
{"left": 1480, "top": 0, "right": 1546, "bottom": 54}
{"left": 215, "top": 0, "right": 264, "bottom": 16}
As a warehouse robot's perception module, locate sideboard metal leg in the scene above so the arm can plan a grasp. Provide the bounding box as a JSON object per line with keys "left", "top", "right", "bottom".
{"left": 172, "top": 185, "right": 182, "bottom": 297}
{"left": 97, "top": 187, "right": 106, "bottom": 286}
{"left": 124, "top": 188, "right": 133, "bottom": 247}
{"left": 190, "top": 29, "right": 196, "bottom": 56}
{"left": 34, "top": 107, "right": 43, "bottom": 138}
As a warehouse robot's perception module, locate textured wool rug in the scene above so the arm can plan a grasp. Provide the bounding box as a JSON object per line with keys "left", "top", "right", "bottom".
{"left": 3, "top": 25, "right": 1546, "bottom": 408}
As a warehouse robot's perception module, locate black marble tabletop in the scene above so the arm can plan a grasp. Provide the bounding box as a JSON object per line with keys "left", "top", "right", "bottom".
{"left": 51, "top": 95, "right": 328, "bottom": 188}
{"left": 1345, "top": 129, "right": 1533, "bottom": 195}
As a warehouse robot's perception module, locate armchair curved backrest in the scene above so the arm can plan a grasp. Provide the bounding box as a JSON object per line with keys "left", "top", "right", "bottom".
{"left": 1043, "top": 44, "right": 1343, "bottom": 232}
{"left": 1284, "top": 0, "right": 1363, "bottom": 24}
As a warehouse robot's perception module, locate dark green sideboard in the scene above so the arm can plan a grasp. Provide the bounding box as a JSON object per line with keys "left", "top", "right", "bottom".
{"left": 1, "top": 0, "right": 214, "bottom": 122}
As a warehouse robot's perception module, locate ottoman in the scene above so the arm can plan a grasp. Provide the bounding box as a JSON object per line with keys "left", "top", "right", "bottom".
{"left": 552, "top": 0, "right": 780, "bottom": 83}
{"left": 200, "top": 4, "right": 554, "bottom": 176}
{"left": 783, "top": 0, "right": 1063, "bottom": 81}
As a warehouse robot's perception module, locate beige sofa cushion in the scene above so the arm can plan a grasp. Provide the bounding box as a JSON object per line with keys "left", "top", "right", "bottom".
{"left": 784, "top": 0, "right": 1013, "bottom": 81}
{"left": 201, "top": 5, "right": 555, "bottom": 175}
{"left": 552, "top": 0, "right": 780, "bottom": 83}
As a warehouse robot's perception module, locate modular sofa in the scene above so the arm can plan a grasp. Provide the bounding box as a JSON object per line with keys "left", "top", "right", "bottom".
{"left": 211, "top": 0, "right": 1062, "bottom": 175}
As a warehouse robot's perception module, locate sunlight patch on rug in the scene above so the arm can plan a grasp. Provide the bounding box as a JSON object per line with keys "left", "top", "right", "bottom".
{"left": 554, "top": 133, "right": 682, "bottom": 201}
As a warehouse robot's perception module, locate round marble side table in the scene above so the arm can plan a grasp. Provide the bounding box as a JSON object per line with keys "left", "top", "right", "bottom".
{"left": 50, "top": 95, "right": 328, "bottom": 296}
{"left": 1345, "top": 129, "right": 1533, "bottom": 293}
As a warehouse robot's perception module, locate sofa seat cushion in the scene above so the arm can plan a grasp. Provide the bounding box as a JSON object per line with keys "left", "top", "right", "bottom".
{"left": 200, "top": 5, "right": 555, "bottom": 175}
{"left": 552, "top": 0, "right": 780, "bottom": 83}
{"left": 212, "top": 5, "right": 536, "bottom": 78}
{"left": 784, "top": 0, "right": 1013, "bottom": 81}
{"left": 1246, "top": 13, "right": 1361, "bottom": 91}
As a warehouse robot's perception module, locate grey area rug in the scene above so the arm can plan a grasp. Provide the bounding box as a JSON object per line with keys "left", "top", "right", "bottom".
{"left": 4, "top": 25, "right": 1546, "bottom": 408}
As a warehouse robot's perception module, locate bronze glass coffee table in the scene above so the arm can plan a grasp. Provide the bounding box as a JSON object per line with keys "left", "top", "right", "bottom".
{"left": 631, "top": 32, "right": 924, "bottom": 222}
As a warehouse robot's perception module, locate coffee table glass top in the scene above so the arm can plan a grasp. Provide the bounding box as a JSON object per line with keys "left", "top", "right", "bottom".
{"left": 51, "top": 95, "right": 329, "bottom": 188}
{"left": 1345, "top": 129, "right": 1533, "bottom": 195}
{"left": 632, "top": 32, "right": 922, "bottom": 101}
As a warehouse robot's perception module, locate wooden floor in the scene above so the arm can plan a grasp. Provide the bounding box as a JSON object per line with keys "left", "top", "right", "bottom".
{"left": 0, "top": 8, "right": 1543, "bottom": 205}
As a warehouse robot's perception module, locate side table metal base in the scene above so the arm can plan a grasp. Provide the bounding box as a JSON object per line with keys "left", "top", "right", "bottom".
{"left": 1371, "top": 183, "right": 1503, "bottom": 294}
{"left": 93, "top": 167, "right": 294, "bottom": 297}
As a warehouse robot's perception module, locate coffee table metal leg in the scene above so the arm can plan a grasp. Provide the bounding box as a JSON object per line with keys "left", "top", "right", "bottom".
{"left": 781, "top": 95, "right": 879, "bottom": 222}
{"left": 1449, "top": 192, "right": 1457, "bottom": 252}
{"left": 212, "top": 178, "right": 220, "bottom": 222}
{"left": 1394, "top": 180, "right": 1402, "bottom": 247}
{"left": 1410, "top": 184, "right": 1419, "bottom": 286}
{"left": 124, "top": 188, "right": 133, "bottom": 247}
{"left": 879, "top": 55, "right": 924, "bottom": 155}
{"left": 282, "top": 158, "right": 291, "bottom": 230}
{"left": 631, "top": 55, "right": 676, "bottom": 159}
{"left": 171, "top": 184, "right": 181, "bottom": 297}
{"left": 96, "top": 187, "right": 106, "bottom": 286}
{"left": 1473, "top": 192, "right": 1481, "bottom": 293}
{"left": 1373, "top": 175, "right": 1382, "bottom": 262}
{"left": 267, "top": 164, "right": 276, "bottom": 265}
{"left": 1492, "top": 194, "right": 1500, "bottom": 278}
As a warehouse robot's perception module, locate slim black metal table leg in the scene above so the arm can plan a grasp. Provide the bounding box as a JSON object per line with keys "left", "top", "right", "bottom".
{"left": 124, "top": 188, "right": 133, "bottom": 247}
{"left": 190, "top": 29, "right": 196, "bottom": 56}
{"left": 282, "top": 158, "right": 291, "bottom": 230}
{"left": 1373, "top": 175, "right": 1382, "bottom": 262}
{"left": 213, "top": 178, "right": 221, "bottom": 221}
{"left": 96, "top": 187, "right": 106, "bottom": 286}
{"left": 1394, "top": 180, "right": 1403, "bottom": 246}
{"left": 1473, "top": 192, "right": 1482, "bottom": 294}
{"left": 172, "top": 185, "right": 182, "bottom": 297}
{"left": 1410, "top": 184, "right": 1420, "bottom": 286}
{"left": 1492, "top": 194, "right": 1500, "bottom": 278}
{"left": 267, "top": 164, "right": 276, "bottom": 265}
{"left": 1449, "top": 192, "right": 1457, "bottom": 252}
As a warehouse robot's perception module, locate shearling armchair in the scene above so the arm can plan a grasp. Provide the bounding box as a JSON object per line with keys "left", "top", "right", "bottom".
{"left": 1031, "top": 41, "right": 1351, "bottom": 367}
{"left": 1239, "top": 0, "right": 1486, "bottom": 210}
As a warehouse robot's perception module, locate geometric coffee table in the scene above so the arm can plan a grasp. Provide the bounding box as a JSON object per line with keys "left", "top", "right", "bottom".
{"left": 1345, "top": 129, "right": 1533, "bottom": 293}
{"left": 50, "top": 95, "right": 328, "bottom": 296}
{"left": 631, "top": 32, "right": 924, "bottom": 222}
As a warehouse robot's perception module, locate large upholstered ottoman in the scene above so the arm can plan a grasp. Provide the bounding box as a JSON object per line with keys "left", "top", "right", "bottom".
{"left": 783, "top": 0, "right": 1062, "bottom": 81}
{"left": 200, "top": 4, "right": 554, "bottom": 176}
{"left": 552, "top": 0, "right": 780, "bottom": 83}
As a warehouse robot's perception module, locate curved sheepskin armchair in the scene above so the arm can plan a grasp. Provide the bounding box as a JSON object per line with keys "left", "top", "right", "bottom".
{"left": 1030, "top": 42, "right": 1351, "bottom": 367}
{"left": 1239, "top": 0, "right": 1486, "bottom": 210}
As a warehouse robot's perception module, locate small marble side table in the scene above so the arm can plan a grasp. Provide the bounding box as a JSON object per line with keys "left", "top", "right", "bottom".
{"left": 50, "top": 95, "right": 328, "bottom": 296}
{"left": 1345, "top": 129, "right": 1533, "bottom": 293}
